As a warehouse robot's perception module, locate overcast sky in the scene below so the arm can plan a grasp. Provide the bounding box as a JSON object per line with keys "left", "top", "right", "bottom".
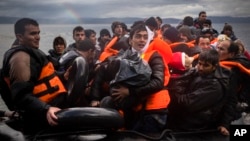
{"left": 1, "top": 0, "right": 249, "bottom": 20}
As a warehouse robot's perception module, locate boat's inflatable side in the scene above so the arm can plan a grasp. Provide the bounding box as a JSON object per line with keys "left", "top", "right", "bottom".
{"left": 55, "top": 107, "right": 124, "bottom": 129}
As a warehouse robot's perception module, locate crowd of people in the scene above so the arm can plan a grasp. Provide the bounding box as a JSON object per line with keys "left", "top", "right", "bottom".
{"left": 0, "top": 10, "right": 250, "bottom": 140}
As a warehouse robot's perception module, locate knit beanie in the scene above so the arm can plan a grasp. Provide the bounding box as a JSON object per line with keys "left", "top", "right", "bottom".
{"left": 163, "top": 27, "right": 181, "bottom": 43}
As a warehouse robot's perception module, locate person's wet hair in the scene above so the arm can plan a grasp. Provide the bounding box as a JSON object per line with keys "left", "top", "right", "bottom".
{"left": 163, "top": 27, "right": 181, "bottom": 43}
{"left": 85, "top": 29, "right": 96, "bottom": 38}
{"left": 223, "top": 24, "right": 233, "bottom": 32}
{"left": 53, "top": 36, "right": 67, "bottom": 49}
{"left": 100, "top": 29, "right": 111, "bottom": 37}
{"left": 73, "top": 26, "right": 84, "bottom": 34}
{"left": 111, "top": 21, "right": 122, "bottom": 33}
{"left": 77, "top": 38, "right": 96, "bottom": 52}
{"left": 199, "top": 11, "right": 206, "bottom": 16}
{"left": 145, "top": 17, "right": 158, "bottom": 30}
{"left": 15, "top": 18, "right": 39, "bottom": 35}
{"left": 195, "top": 35, "right": 210, "bottom": 45}
{"left": 129, "top": 23, "right": 147, "bottom": 39}
{"left": 131, "top": 20, "right": 144, "bottom": 29}
{"left": 183, "top": 16, "right": 194, "bottom": 26}
{"left": 198, "top": 49, "right": 219, "bottom": 66}
{"left": 228, "top": 41, "right": 239, "bottom": 56}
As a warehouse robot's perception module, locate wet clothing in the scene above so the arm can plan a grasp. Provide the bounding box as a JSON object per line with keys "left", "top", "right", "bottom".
{"left": 59, "top": 50, "right": 80, "bottom": 72}
{"left": 167, "top": 66, "right": 234, "bottom": 131}
{"left": 97, "top": 49, "right": 168, "bottom": 133}
{"left": 59, "top": 50, "right": 90, "bottom": 106}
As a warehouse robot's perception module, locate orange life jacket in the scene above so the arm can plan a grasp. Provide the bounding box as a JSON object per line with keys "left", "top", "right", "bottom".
{"left": 220, "top": 61, "right": 250, "bottom": 75}
{"left": 187, "top": 40, "right": 196, "bottom": 45}
{"left": 147, "top": 38, "right": 172, "bottom": 86}
{"left": 139, "top": 50, "right": 171, "bottom": 110}
{"left": 170, "top": 40, "right": 198, "bottom": 61}
{"left": 99, "top": 36, "right": 119, "bottom": 62}
{"left": 219, "top": 61, "right": 250, "bottom": 98}
{"left": 3, "top": 46, "right": 66, "bottom": 104}
{"left": 170, "top": 41, "right": 195, "bottom": 49}
{"left": 33, "top": 62, "right": 67, "bottom": 103}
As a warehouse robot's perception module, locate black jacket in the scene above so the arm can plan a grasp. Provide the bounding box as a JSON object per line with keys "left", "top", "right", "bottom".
{"left": 167, "top": 66, "right": 234, "bottom": 131}
{"left": 90, "top": 50, "right": 164, "bottom": 101}
{"left": 221, "top": 55, "right": 250, "bottom": 116}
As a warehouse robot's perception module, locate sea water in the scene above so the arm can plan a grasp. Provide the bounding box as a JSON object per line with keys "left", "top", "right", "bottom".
{"left": 0, "top": 23, "right": 250, "bottom": 57}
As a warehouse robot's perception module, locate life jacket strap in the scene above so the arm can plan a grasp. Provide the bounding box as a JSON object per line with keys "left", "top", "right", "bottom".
{"left": 35, "top": 85, "right": 59, "bottom": 98}
{"left": 34, "top": 73, "right": 60, "bottom": 98}
{"left": 36, "top": 73, "right": 56, "bottom": 85}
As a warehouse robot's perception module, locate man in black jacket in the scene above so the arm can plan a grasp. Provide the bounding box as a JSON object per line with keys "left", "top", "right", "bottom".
{"left": 218, "top": 39, "right": 250, "bottom": 124}
{"left": 167, "top": 49, "right": 234, "bottom": 138}
{"left": 90, "top": 23, "right": 170, "bottom": 134}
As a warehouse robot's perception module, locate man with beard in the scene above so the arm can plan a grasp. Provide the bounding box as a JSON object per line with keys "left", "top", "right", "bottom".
{"left": 167, "top": 49, "right": 234, "bottom": 140}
